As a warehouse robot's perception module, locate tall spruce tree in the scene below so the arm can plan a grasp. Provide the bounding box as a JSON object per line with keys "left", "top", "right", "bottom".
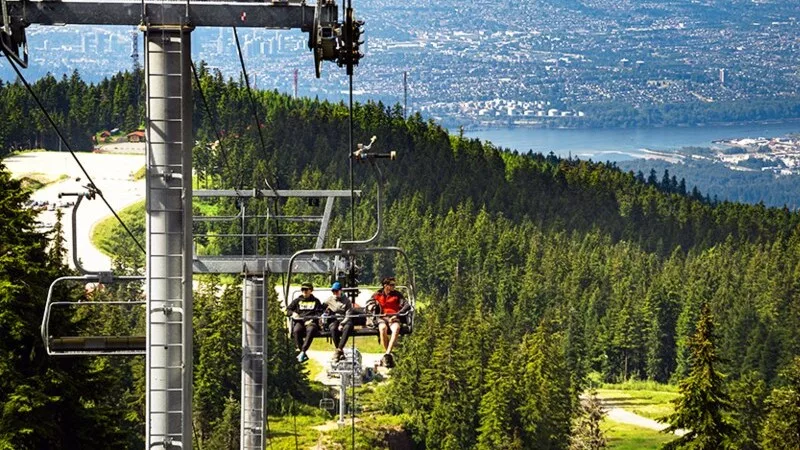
{"left": 728, "top": 372, "right": 767, "bottom": 450}
{"left": 661, "top": 303, "right": 734, "bottom": 449}
{"left": 476, "top": 341, "right": 522, "bottom": 450}
{"left": 761, "top": 356, "right": 800, "bottom": 450}
{"left": 0, "top": 163, "right": 141, "bottom": 448}
{"left": 516, "top": 321, "right": 576, "bottom": 449}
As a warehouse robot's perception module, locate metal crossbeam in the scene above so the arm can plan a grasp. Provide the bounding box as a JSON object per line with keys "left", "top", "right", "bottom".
{"left": 193, "top": 255, "right": 331, "bottom": 274}
{"left": 4, "top": 0, "right": 334, "bottom": 28}
{"left": 194, "top": 189, "right": 356, "bottom": 198}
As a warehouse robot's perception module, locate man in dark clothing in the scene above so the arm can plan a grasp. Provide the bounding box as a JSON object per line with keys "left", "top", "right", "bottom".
{"left": 287, "top": 281, "right": 324, "bottom": 362}
{"left": 366, "top": 276, "right": 410, "bottom": 368}
{"left": 323, "top": 281, "right": 354, "bottom": 362}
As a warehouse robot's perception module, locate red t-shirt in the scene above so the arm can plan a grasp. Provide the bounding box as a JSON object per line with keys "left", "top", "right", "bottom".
{"left": 372, "top": 290, "right": 404, "bottom": 314}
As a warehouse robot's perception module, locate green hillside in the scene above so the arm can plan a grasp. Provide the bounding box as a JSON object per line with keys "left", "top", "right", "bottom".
{"left": 2, "top": 69, "right": 800, "bottom": 449}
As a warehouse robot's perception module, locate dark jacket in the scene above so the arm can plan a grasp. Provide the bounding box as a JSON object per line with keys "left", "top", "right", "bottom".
{"left": 287, "top": 294, "right": 324, "bottom": 323}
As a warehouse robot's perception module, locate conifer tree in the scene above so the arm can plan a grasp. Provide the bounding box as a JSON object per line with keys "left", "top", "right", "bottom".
{"left": 516, "top": 321, "right": 576, "bottom": 449}
{"left": 476, "top": 341, "right": 522, "bottom": 450}
{"left": 728, "top": 372, "right": 767, "bottom": 450}
{"left": 0, "top": 164, "right": 141, "bottom": 448}
{"left": 661, "top": 303, "right": 734, "bottom": 449}
{"left": 193, "top": 278, "right": 241, "bottom": 444}
{"left": 203, "top": 395, "right": 241, "bottom": 450}
{"left": 761, "top": 356, "right": 800, "bottom": 450}
{"left": 569, "top": 391, "right": 607, "bottom": 450}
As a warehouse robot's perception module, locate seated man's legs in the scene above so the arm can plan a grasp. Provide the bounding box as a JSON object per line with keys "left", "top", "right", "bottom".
{"left": 378, "top": 320, "right": 389, "bottom": 352}
{"left": 329, "top": 319, "right": 342, "bottom": 348}
{"left": 292, "top": 321, "right": 306, "bottom": 351}
{"left": 337, "top": 320, "right": 354, "bottom": 351}
{"left": 386, "top": 320, "right": 402, "bottom": 354}
{"left": 301, "top": 323, "right": 319, "bottom": 353}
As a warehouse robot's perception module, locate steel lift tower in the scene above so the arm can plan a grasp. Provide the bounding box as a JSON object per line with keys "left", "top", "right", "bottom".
{"left": 3, "top": 1, "right": 362, "bottom": 448}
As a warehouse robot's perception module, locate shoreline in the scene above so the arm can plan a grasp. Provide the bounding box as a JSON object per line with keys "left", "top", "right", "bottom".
{"left": 460, "top": 120, "right": 800, "bottom": 162}
{"left": 450, "top": 117, "right": 800, "bottom": 133}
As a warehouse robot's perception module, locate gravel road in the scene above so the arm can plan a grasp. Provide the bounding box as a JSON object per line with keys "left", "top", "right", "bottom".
{"left": 5, "top": 151, "right": 146, "bottom": 271}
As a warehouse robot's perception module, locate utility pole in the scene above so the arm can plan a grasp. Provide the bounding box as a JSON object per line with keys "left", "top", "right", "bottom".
{"left": 131, "top": 29, "right": 141, "bottom": 122}
{"left": 131, "top": 29, "right": 140, "bottom": 73}
{"left": 3, "top": 1, "right": 354, "bottom": 448}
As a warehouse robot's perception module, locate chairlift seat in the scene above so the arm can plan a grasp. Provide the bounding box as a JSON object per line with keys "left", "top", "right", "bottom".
{"left": 317, "top": 310, "right": 414, "bottom": 338}
{"left": 42, "top": 275, "right": 147, "bottom": 356}
{"left": 48, "top": 335, "right": 146, "bottom": 354}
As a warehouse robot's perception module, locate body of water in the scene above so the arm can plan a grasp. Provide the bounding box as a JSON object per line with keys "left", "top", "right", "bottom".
{"left": 462, "top": 121, "right": 800, "bottom": 161}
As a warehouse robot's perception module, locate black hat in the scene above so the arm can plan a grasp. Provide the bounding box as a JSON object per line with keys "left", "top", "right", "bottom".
{"left": 301, "top": 282, "right": 313, "bottom": 289}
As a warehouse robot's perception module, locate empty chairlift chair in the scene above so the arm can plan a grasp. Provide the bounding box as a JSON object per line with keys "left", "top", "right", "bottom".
{"left": 41, "top": 272, "right": 146, "bottom": 356}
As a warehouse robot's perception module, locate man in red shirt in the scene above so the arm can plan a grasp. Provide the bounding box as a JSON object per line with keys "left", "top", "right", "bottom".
{"left": 366, "top": 276, "right": 410, "bottom": 368}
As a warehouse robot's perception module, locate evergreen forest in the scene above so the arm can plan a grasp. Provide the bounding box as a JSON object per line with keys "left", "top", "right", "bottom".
{"left": 2, "top": 67, "right": 800, "bottom": 449}
{"left": 618, "top": 158, "right": 800, "bottom": 210}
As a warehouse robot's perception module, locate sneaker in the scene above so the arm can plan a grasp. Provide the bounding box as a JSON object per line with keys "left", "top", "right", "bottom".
{"left": 382, "top": 353, "right": 395, "bottom": 368}
{"left": 297, "top": 352, "right": 309, "bottom": 363}
{"left": 333, "top": 349, "right": 344, "bottom": 362}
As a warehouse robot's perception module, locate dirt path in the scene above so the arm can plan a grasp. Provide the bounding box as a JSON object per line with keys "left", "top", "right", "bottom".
{"left": 595, "top": 397, "right": 686, "bottom": 436}
{"left": 4, "top": 151, "right": 145, "bottom": 271}
{"left": 605, "top": 406, "right": 668, "bottom": 431}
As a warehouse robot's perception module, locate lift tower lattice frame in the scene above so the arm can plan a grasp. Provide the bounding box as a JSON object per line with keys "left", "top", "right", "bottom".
{"left": 3, "top": 1, "right": 342, "bottom": 448}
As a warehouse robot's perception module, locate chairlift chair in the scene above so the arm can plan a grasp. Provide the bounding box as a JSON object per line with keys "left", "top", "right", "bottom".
{"left": 283, "top": 246, "right": 416, "bottom": 338}
{"left": 41, "top": 274, "right": 146, "bottom": 356}
{"left": 283, "top": 137, "right": 416, "bottom": 339}
{"left": 40, "top": 191, "right": 146, "bottom": 356}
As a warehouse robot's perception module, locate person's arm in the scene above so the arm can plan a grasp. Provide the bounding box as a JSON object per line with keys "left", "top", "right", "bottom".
{"left": 397, "top": 294, "right": 411, "bottom": 315}
{"left": 287, "top": 297, "right": 299, "bottom": 314}
{"left": 365, "top": 294, "right": 378, "bottom": 314}
{"left": 322, "top": 297, "right": 334, "bottom": 314}
{"left": 287, "top": 297, "right": 305, "bottom": 321}
{"left": 338, "top": 297, "right": 353, "bottom": 323}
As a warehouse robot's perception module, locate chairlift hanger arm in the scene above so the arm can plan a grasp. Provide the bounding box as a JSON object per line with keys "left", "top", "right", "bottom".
{"left": 4, "top": 0, "right": 333, "bottom": 28}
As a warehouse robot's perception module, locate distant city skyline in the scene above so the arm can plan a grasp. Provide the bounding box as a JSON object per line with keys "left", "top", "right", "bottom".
{"left": 2, "top": 0, "right": 798, "bottom": 128}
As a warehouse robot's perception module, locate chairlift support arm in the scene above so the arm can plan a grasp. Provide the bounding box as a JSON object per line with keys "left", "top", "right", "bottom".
{"left": 343, "top": 136, "right": 397, "bottom": 247}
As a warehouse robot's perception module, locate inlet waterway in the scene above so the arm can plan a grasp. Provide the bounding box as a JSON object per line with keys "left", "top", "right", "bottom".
{"left": 462, "top": 121, "right": 800, "bottom": 161}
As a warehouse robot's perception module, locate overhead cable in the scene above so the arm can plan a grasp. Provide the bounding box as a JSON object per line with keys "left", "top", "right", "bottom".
{"left": 231, "top": 26, "right": 285, "bottom": 255}
{"left": 190, "top": 61, "right": 246, "bottom": 193}
{"left": 232, "top": 26, "right": 278, "bottom": 196}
